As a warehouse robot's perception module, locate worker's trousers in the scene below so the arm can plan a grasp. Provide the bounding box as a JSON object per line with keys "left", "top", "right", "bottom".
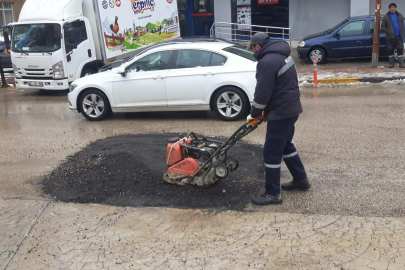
{"left": 387, "top": 36, "right": 404, "bottom": 57}
{"left": 263, "top": 115, "right": 307, "bottom": 196}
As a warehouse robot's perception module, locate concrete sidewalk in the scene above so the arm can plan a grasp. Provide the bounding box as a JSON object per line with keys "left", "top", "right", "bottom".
{"left": 3, "top": 198, "right": 405, "bottom": 270}
{"left": 291, "top": 47, "right": 405, "bottom": 86}
{"left": 297, "top": 64, "right": 405, "bottom": 85}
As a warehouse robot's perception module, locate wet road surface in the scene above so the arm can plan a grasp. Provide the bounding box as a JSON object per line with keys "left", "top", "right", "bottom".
{"left": 1, "top": 85, "right": 405, "bottom": 217}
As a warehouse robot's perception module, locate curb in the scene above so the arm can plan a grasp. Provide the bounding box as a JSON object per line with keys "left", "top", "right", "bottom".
{"left": 0, "top": 87, "right": 19, "bottom": 91}
{"left": 305, "top": 76, "right": 405, "bottom": 84}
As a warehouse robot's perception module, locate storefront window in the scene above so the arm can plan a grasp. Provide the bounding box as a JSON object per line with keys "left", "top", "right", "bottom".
{"left": 178, "top": 0, "right": 214, "bottom": 37}
{"left": 231, "top": 0, "right": 289, "bottom": 40}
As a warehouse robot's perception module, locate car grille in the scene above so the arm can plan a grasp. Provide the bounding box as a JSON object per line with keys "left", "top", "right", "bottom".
{"left": 17, "top": 68, "right": 53, "bottom": 80}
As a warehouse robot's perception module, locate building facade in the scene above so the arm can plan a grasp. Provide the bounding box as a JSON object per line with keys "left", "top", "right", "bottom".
{"left": 180, "top": 0, "right": 405, "bottom": 41}
{"left": 4, "top": 0, "right": 405, "bottom": 41}
{"left": 0, "top": 0, "right": 24, "bottom": 25}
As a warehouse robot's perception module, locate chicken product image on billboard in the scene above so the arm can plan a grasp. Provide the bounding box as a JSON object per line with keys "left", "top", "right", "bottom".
{"left": 97, "top": 0, "right": 179, "bottom": 59}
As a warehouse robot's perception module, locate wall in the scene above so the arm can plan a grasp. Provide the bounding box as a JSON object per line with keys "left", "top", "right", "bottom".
{"left": 289, "top": 0, "right": 350, "bottom": 40}
{"left": 351, "top": 0, "right": 369, "bottom": 16}
{"left": 213, "top": 0, "right": 232, "bottom": 39}
{"left": 369, "top": 0, "right": 405, "bottom": 15}
{"left": 0, "top": 0, "right": 25, "bottom": 22}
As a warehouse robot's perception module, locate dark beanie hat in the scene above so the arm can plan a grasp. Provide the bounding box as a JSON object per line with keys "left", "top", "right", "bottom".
{"left": 389, "top": 3, "right": 397, "bottom": 8}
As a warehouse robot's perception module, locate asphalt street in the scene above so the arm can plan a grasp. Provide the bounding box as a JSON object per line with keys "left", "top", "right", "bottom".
{"left": 2, "top": 85, "right": 405, "bottom": 216}
{"left": 1, "top": 85, "right": 405, "bottom": 269}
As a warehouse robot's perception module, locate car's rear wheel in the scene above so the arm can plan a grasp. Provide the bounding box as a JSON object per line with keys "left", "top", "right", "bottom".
{"left": 308, "top": 47, "right": 326, "bottom": 64}
{"left": 79, "top": 89, "right": 111, "bottom": 121}
{"left": 213, "top": 87, "right": 249, "bottom": 121}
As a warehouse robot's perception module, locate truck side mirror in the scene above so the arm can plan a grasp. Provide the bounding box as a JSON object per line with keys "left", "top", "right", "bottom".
{"left": 3, "top": 31, "right": 10, "bottom": 51}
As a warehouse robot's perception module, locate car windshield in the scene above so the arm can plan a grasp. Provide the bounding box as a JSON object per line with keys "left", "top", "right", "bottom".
{"left": 327, "top": 19, "right": 349, "bottom": 34}
{"left": 222, "top": 45, "right": 257, "bottom": 62}
{"left": 11, "top": 24, "right": 61, "bottom": 53}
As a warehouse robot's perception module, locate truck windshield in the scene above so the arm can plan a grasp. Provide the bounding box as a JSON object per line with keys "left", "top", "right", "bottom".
{"left": 11, "top": 24, "right": 61, "bottom": 53}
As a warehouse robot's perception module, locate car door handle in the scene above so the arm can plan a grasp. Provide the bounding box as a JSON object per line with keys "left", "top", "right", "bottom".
{"left": 153, "top": 75, "right": 165, "bottom": 80}
{"left": 204, "top": 72, "right": 213, "bottom": 76}
{"left": 356, "top": 41, "right": 362, "bottom": 43}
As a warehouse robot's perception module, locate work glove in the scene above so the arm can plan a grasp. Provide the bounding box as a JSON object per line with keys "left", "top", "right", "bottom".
{"left": 247, "top": 114, "right": 256, "bottom": 122}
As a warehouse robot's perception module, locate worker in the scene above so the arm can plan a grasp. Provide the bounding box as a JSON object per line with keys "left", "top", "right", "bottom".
{"left": 247, "top": 32, "right": 311, "bottom": 205}
{"left": 381, "top": 3, "right": 405, "bottom": 68}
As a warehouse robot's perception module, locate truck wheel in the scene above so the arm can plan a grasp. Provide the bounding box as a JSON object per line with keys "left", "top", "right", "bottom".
{"left": 79, "top": 89, "right": 111, "bottom": 121}
{"left": 213, "top": 87, "right": 249, "bottom": 121}
{"left": 308, "top": 47, "right": 326, "bottom": 64}
{"left": 81, "top": 68, "right": 96, "bottom": 77}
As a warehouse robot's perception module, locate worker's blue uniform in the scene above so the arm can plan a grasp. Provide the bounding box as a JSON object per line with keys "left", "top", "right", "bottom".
{"left": 250, "top": 40, "right": 308, "bottom": 196}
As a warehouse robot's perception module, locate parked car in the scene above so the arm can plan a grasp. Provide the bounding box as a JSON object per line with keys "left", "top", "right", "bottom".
{"left": 297, "top": 15, "right": 405, "bottom": 64}
{"left": 68, "top": 39, "right": 258, "bottom": 121}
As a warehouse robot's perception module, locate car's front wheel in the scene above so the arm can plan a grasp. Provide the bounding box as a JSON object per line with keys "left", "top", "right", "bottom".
{"left": 81, "top": 68, "right": 96, "bottom": 78}
{"left": 308, "top": 47, "right": 326, "bottom": 64}
{"left": 213, "top": 87, "right": 249, "bottom": 121}
{"left": 79, "top": 89, "right": 111, "bottom": 121}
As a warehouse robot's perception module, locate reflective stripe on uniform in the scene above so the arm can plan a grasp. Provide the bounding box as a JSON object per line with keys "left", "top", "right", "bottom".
{"left": 253, "top": 101, "right": 266, "bottom": 109}
{"left": 278, "top": 56, "right": 295, "bottom": 77}
{"left": 283, "top": 151, "right": 298, "bottom": 159}
{"left": 265, "top": 163, "right": 282, "bottom": 169}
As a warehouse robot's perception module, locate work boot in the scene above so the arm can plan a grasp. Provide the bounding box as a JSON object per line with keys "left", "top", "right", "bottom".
{"left": 281, "top": 179, "right": 311, "bottom": 191}
{"left": 389, "top": 56, "right": 395, "bottom": 68}
{"left": 399, "top": 56, "right": 405, "bottom": 68}
{"left": 251, "top": 193, "right": 282, "bottom": 205}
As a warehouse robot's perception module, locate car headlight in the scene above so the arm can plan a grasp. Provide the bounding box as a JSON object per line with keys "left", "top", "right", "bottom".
{"left": 52, "top": 61, "right": 65, "bottom": 79}
{"left": 12, "top": 63, "right": 21, "bottom": 78}
{"left": 298, "top": 41, "right": 306, "bottom": 47}
{"left": 69, "top": 84, "right": 77, "bottom": 92}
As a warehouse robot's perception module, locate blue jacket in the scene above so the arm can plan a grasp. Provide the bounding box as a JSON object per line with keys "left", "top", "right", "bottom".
{"left": 250, "top": 40, "right": 303, "bottom": 121}
{"left": 390, "top": 13, "right": 401, "bottom": 36}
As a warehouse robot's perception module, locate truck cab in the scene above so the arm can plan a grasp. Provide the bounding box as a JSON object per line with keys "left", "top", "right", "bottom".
{"left": 11, "top": 0, "right": 103, "bottom": 91}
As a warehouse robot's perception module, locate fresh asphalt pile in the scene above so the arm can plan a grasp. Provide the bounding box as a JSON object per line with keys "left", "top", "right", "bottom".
{"left": 41, "top": 134, "right": 265, "bottom": 210}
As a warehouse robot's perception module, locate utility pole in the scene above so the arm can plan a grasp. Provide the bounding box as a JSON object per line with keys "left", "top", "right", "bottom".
{"left": 372, "top": 0, "right": 382, "bottom": 67}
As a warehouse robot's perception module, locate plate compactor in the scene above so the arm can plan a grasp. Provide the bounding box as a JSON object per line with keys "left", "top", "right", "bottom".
{"left": 163, "top": 116, "right": 264, "bottom": 188}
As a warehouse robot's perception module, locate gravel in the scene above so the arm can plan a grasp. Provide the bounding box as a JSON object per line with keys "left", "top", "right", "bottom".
{"left": 41, "top": 134, "right": 266, "bottom": 211}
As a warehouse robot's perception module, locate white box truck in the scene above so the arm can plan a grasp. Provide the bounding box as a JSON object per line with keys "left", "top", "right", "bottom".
{"left": 11, "top": 0, "right": 180, "bottom": 91}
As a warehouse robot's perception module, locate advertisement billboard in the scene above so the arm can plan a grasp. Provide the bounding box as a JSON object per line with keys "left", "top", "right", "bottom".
{"left": 97, "top": 0, "right": 179, "bottom": 59}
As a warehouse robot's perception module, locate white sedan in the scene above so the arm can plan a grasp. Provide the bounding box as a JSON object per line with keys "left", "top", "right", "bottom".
{"left": 68, "top": 40, "right": 258, "bottom": 121}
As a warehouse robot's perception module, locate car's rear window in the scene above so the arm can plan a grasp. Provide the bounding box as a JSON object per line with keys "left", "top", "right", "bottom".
{"left": 222, "top": 46, "right": 257, "bottom": 62}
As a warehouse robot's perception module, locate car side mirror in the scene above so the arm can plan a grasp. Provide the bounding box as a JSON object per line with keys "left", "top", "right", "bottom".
{"left": 118, "top": 66, "right": 127, "bottom": 77}
{"left": 335, "top": 32, "right": 341, "bottom": 38}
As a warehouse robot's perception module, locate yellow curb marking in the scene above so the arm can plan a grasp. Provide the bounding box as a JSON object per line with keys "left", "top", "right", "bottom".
{"left": 317, "top": 77, "right": 360, "bottom": 84}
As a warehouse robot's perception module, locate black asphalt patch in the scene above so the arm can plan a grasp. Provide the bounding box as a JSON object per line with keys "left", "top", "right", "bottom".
{"left": 41, "top": 134, "right": 266, "bottom": 210}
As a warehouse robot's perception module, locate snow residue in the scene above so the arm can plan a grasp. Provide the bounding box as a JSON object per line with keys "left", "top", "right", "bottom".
{"left": 298, "top": 72, "right": 405, "bottom": 83}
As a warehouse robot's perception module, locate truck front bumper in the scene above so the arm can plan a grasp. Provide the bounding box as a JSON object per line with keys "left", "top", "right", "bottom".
{"left": 14, "top": 78, "right": 69, "bottom": 91}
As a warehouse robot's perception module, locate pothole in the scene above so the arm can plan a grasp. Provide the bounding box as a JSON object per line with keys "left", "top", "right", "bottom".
{"left": 41, "top": 134, "right": 265, "bottom": 210}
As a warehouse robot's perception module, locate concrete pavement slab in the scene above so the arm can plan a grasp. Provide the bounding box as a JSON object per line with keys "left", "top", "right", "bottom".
{"left": 2, "top": 200, "right": 405, "bottom": 270}
{"left": 0, "top": 199, "right": 48, "bottom": 270}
